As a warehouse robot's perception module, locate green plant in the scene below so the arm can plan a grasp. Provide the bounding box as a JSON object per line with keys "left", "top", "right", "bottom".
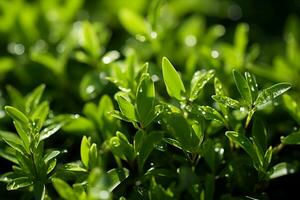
{"left": 1, "top": 0, "right": 300, "bottom": 199}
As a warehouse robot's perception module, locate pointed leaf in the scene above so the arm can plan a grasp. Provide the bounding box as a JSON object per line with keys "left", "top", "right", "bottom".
{"left": 5, "top": 106, "right": 29, "bottom": 125}
{"left": 268, "top": 162, "right": 297, "bottom": 179}
{"left": 244, "top": 72, "right": 258, "bottom": 101}
{"left": 52, "top": 178, "right": 76, "bottom": 200}
{"left": 81, "top": 136, "right": 90, "bottom": 168}
{"left": 162, "top": 57, "right": 186, "bottom": 100}
{"left": 7, "top": 177, "right": 33, "bottom": 190}
{"left": 197, "top": 106, "right": 226, "bottom": 125}
{"left": 252, "top": 118, "right": 267, "bottom": 152}
{"left": 225, "top": 131, "right": 260, "bottom": 167}
{"left": 0, "top": 131, "right": 25, "bottom": 154}
{"left": 13, "top": 121, "right": 30, "bottom": 151}
{"left": 25, "top": 84, "right": 45, "bottom": 114}
{"left": 119, "top": 8, "right": 149, "bottom": 37}
{"left": 44, "top": 150, "right": 61, "bottom": 163}
{"left": 281, "top": 131, "right": 300, "bottom": 145}
{"left": 264, "top": 146, "right": 272, "bottom": 168}
{"left": 31, "top": 101, "right": 49, "bottom": 131}
{"left": 89, "top": 143, "right": 98, "bottom": 169}
{"left": 282, "top": 94, "right": 300, "bottom": 124}
{"left": 109, "top": 132, "right": 134, "bottom": 161}
{"left": 214, "top": 77, "right": 225, "bottom": 96}
{"left": 39, "top": 123, "right": 63, "bottom": 141}
{"left": 164, "top": 114, "right": 199, "bottom": 152}
{"left": 136, "top": 73, "right": 155, "bottom": 125}
{"left": 190, "top": 70, "right": 215, "bottom": 101}
{"left": 254, "top": 83, "right": 292, "bottom": 108}
{"left": 116, "top": 94, "right": 137, "bottom": 121}
{"left": 138, "top": 131, "right": 163, "bottom": 170}
{"left": 212, "top": 95, "right": 240, "bottom": 109}
{"left": 233, "top": 70, "right": 252, "bottom": 106}
{"left": 6, "top": 85, "right": 24, "bottom": 111}
{"left": 107, "top": 168, "right": 129, "bottom": 192}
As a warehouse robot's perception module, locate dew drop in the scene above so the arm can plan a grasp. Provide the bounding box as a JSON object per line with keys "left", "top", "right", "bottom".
{"left": 184, "top": 35, "right": 197, "bottom": 47}
{"left": 73, "top": 114, "right": 80, "bottom": 119}
{"left": 86, "top": 85, "right": 95, "bottom": 94}
{"left": 211, "top": 50, "right": 220, "bottom": 58}
{"left": 99, "top": 190, "right": 110, "bottom": 199}
{"left": 0, "top": 110, "right": 5, "bottom": 118}
{"left": 150, "top": 31, "right": 157, "bottom": 39}
{"left": 151, "top": 74, "right": 160, "bottom": 82}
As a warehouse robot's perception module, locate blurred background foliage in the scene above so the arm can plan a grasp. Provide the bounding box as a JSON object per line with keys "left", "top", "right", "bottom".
{"left": 0, "top": 0, "right": 300, "bottom": 199}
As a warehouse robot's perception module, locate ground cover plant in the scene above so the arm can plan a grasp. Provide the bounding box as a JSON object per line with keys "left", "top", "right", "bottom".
{"left": 0, "top": 0, "right": 300, "bottom": 199}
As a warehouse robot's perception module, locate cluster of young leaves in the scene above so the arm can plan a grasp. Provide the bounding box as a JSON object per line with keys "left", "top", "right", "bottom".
{"left": 0, "top": 85, "right": 71, "bottom": 199}
{"left": 1, "top": 0, "right": 300, "bottom": 199}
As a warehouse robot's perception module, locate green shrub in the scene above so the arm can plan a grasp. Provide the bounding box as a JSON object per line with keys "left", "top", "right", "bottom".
{"left": 0, "top": 0, "right": 300, "bottom": 199}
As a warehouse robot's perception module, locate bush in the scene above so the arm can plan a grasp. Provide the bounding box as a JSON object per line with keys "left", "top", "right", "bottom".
{"left": 0, "top": 0, "right": 300, "bottom": 199}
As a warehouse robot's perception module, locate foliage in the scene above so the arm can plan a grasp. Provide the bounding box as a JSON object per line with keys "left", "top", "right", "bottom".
{"left": 0, "top": 0, "right": 300, "bottom": 199}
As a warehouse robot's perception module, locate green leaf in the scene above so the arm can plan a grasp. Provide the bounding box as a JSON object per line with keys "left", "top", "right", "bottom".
{"left": 63, "top": 116, "right": 95, "bottom": 133}
{"left": 39, "top": 123, "right": 64, "bottom": 141}
{"left": 212, "top": 95, "right": 240, "bottom": 109}
{"left": 197, "top": 106, "right": 226, "bottom": 125}
{"left": 89, "top": 143, "right": 98, "bottom": 169}
{"left": 81, "top": 136, "right": 90, "bottom": 168}
{"left": 78, "top": 21, "right": 100, "bottom": 59}
{"left": 204, "top": 174, "right": 215, "bottom": 200}
{"left": 190, "top": 70, "right": 215, "bottom": 101}
{"left": 107, "top": 168, "right": 129, "bottom": 192}
{"left": 162, "top": 57, "right": 186, "bottom": 101}
{"left": 192, "top": 122, "right": 204, "bottom": 143}
{"left": 0, "top": 150, "right": 18, "bottom": 164}
{"left": 264, "top": 146, "right": 272, "bottom": 168}
{"left": 281, "top": 131, "right": 300, "bottom": 145}
{"left": 25, "top": 84, "right": 45, "bottom": 114}
{"left": 149, "top": 177, "right": 173, "bottom": 200}
{"left": 31, "top": 101, "right": 49, "bottom": 131}
{"left": 13, "top": 121, "right": 30, "bottom": 151}
{"left": 119, "top": 8, "right": 149, "bottom": 37}
{"left": 225, "top": 131, "right": 260, "bottom": 168}
{"left": 47, "top": 159, "right": 57, "bottom": 174}
{"left": 109, "top": 132, "right": 135, "bottom": 161}
{"left": 63, "top": 162, "right": 87, "bottom": 172}
{"left": 282, "top": 94, "right": 300, "bottom": 124}
{"left": 232, "top": 70, "right": 252, "bottom": 106}
{"left": 98, "top": 95, "right": 117, "bottom": 139}
{"left": 252, "top": 118, "right": 267, "bottom": 152}
{"left": 116, "top": 94, "right": 137, "bottom": 122}
{"left": 202, "top": 139, "right": 216, "bottom": 172}
{"left": 214, "top": 77, "right": 225, "bottom": 96}
{"left": 0, "top": 131, "right": 25, "bottom": 154}
{"left": 244, "top": 72, "right": 258, "bottom": 101}
{"left": 234, "top": 23, "right": 249, "bottom": 55}
{"left": 164, "top": 114, "right": 199, "bottom": 152}
{"left": 44, "top": 150, "right": 61, "bottom": 163}
{"left": 254, "top": 83, "right": 292, "bottom": 108}
{"left": 7, "top": 177, "right": 33, "bottom": 190}
{"left": 136, "top": 73, "right": 155, "bottom": 125}
{"left": 5, "top": 106, "right": 29, "bottom": 126}
{"left": 52, "top": 178, "right": 76, "bottom": 200}
{"left": 268, "top": 162, "right": 297, "bottom": 179}
{"left": 163, "top": 138, "right": 185, "bottom": 151}
{"left": 6, "top": 85, "right": 24, "bottom": 111}
{"left": 137, "top": 131, "right": 163, "bottom": 170}
{"left": 79, "top": 72, "right": 106, "bottom": 101}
